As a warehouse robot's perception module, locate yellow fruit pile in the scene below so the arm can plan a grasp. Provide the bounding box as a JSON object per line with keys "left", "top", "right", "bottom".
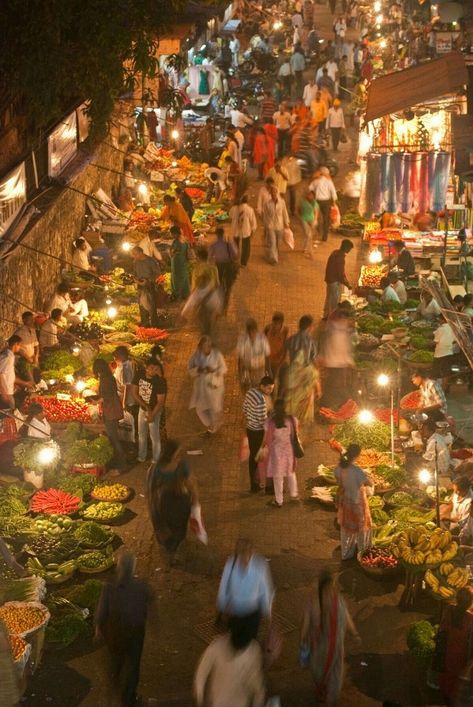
{"left": 393, "top": 527, "right": 458, "bottom": 567}
{"left": 92, "top": 483, "right": 129, "bottom": 502}
{"left": 425, "top": 563, "right": 470, "bottom": 600}
{"left": 0, "top": 602, "right": 48, "bottom": 635}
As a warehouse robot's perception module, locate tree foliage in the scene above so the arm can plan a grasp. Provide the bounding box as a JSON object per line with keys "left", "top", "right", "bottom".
{"left": 0, "top": 0, "right": 185, "bottom": 140}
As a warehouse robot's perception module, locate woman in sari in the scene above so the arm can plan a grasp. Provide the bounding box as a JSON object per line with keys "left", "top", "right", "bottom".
{"left": 263, "top": 122, "right": 277, "bottom": 174}
{"left": 437, "top": 588, "right": 473, "bottom": 704}
{"left": 285, "top": 315, "right": 321, "bottom": 424}
{"left": 253, "top": 127, "right": 269, "bottom": 179}
{"left": 170, "top": 225, "right": 190, "bottom": 300}
{"left": 188, "top": 336, "right": 227, "bottom": 434}
{"left": 334, "top": 444, "right": 373, "bottom": 560}
{"left": 300, "top": 570, "right": 359, "bottom": 705}
{"left": 147, "top": 439, "right": 198, "bottom": 560}
{"left": 162, "top": 194, "right": 194, "bottom": 244}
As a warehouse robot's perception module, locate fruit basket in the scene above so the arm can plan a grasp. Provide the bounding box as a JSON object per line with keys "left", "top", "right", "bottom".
{"left": 0, "top": 601, "right": 50, "bottom": 637}
{"left": 80, "top": 501, "right": 126, "bottom": 524}
{"left": 73, "top": 521, "right": 115, "bottom": 548}
{"left": 424, "top": 563, "right": 471, "bottom": 601}
{"left": 358, "top": 547, "right": 401, "bottom": 578}
{"left": 76, "top": 548, "right": 115, "bottom": 574}
{"left": 90, "top": 483, "right": 131, "bottom": 503}
{"left": 400, "top": 390, "right": 421, "bottom": 411}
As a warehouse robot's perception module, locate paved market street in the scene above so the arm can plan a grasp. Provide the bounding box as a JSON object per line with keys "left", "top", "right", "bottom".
{"left": 26, "top": 88, "right": 441, "bottom": 707}
{"left": 19, "top": 3, "right": 458, "bottom": 707}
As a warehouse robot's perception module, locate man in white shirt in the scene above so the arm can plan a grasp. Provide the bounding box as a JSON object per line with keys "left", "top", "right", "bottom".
{"left": 0, "top": 335, "right": 32, "bottom": 409}
{"left": 422, "top": 420, "right": 450, "bottom": 476}
{"left": 277, "top": 58, "right": 292, "bottom": 97}
{"left": 441, "top": 476, "right": 472, "bottom": 531}
{"left": 273, "top": 105, "right": 293, "bottom": 157}
{"left": 204, "top": 167, "right": 227, "bottom": 201}
{"left": 257, "top": 177, "right": 275, "bottom": 217}
{"left": 380, "top": 276, "right": 401, "bottom": 304}
{"left": 389, "top": 271, "right": 407, "bottom": 305}
{"left": 39, "top": 309, "right": 63, "bottom": 352}
{"left": 291, "top": 11, "right": 303, "bottom": 29}
{"left": 14, "top": 311, "right": 39, "bottom": 368}
{"left": 309, "top": 167, "right": 338, "bottom": 241}
{"left": 326, "top": 99, "right": 345, "bottom": 151}
{"left": 230, "top": 108, "right": 253, "bottom": 129}
{"left": 262, "top": 187, "right": 290, "bottom": 265}
{"left": 26, "top": 402, "right": 51, "bottom": 439}
{"left": 433, "top": 316, "right": 457, "bottom": 381}
{"left": 229, "top": 35, "right": 240, "bottom": 67}
{"left": 281, "top": 155, "right": 302, "bottom": 217}
{"left": 302, "top": 78, "right": 318, "bottom": 107}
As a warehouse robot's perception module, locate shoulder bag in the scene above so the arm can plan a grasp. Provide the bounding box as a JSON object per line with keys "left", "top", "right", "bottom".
{"left": 290, "top": 416, "right": 304, "bottom": 458}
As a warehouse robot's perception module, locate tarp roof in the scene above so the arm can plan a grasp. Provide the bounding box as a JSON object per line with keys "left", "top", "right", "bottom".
{"left": 364, "top": 52, "right": 468, "bottom": 122}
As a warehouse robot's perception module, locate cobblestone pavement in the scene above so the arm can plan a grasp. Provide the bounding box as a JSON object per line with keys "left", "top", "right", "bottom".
{"left": 25, "top": 5, "right": 444, "bottom": 707}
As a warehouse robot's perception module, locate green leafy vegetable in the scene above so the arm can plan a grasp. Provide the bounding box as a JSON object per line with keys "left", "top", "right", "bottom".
{"left": 334, "top": 419, "right": 390, "bottom": 451}
{"left": 407, "top": 620, "right": 437, "bottom": 659}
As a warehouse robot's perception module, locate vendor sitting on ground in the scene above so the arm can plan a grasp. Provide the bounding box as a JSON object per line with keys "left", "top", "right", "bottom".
{"left": 380, "top": 276, "right": 400, "bottom": 305}
{"left": 411, "top": 370, "right": 447, "bottom": 421}
{"left": 39, "top": 308, "right": 64, "bottom": 353}
{"left": 23, "top": 402, "right": 51, "bottom": 439}
{"left": 440, "top": 476, "right": 473, "bottom": 532}
{"left": 417, "top": 291, "right": 441, "bottom": 321}
{"left": 70, "top": 289, "right": 89, "bottom": 323}
{"left": 389, "top": 271, "right": 407, "bottom": 305}
{"left": 421, "top": 419, "right": 451, "bottom": 477}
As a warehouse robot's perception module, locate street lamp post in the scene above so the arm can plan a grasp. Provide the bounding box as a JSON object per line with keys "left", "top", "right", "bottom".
{"left": 377, "top": 373, "right": 395, "bottom": 466}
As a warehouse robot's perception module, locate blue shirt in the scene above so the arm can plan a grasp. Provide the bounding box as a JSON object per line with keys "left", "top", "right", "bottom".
{"left": 217, "top": 554, "right": 274, "bottom": 616}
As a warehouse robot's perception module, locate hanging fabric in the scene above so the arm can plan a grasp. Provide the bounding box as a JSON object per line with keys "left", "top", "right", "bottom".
{"left": 365, "top": 154, "right": 382, "bottom": 216}
{"left": 386, "top": 154, "right": 397, "bottom": 213}
{"left": 393, "top": 153, "right": 405, "bottom": 212}
{"left": 431, "top": 152, "right": 451, "bottom": 212}
{"left": 401, "top": 153, "right": 412, "bottom": 212}
{"left": 418, "top": 153, "right": 429, "bottom": 214}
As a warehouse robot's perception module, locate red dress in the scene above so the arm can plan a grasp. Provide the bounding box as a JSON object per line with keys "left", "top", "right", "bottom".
{"left": 253, "top": 133, "right": 268, "bottom": 166}
{"left": 439, "top": 608, "right": 473, "bottom": 700}
{"left": 263, "top": 124, "right": 277, "bottom": 173}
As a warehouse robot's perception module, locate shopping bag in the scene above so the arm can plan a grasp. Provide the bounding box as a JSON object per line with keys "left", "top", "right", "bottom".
{"left": 189, "top": 503, "right": 208, "bottom": 545}
{"left": 239, "top": 435, "right": 250, "bottom": 462}
{"left": 283, "top": 227, "right": 295, "bottom": 250}
{"left": 330, "top": 203, "right": 341, "bottom": 229}
{"left": 263, "top": 623, "right": 283, "bottom": 668}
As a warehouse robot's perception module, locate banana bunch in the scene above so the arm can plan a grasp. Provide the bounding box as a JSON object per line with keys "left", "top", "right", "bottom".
{"left": 393, "top": 527, "right": 459, "bottom": 568}
{"left": 424, "top": 563, "right": 470, "bottom": 601}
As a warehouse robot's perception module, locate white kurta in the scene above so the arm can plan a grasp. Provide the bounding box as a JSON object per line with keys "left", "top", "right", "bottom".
{"left": 188, "top": 348, "right": 227, "bottom": 429}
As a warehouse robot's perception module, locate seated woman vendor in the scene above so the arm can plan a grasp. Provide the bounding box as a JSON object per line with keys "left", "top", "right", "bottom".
{"left": 440, "top": 476, "right": 473, "bottom": 532}
{"left": 380, "top": 276, "right": 400, "bottom": 304}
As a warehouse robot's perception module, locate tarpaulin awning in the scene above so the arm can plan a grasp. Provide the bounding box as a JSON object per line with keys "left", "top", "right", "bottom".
{"left": 364, "top": 52, "right": 468, "bottom": 122}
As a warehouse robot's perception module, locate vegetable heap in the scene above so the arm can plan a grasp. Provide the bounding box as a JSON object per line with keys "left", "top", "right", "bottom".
{"left": 63, "top": 437, "right": 114, "bottom": 469}
{"left": 92, "top": 483, "right": 129, "bottom": 502}
{"left": 74, "top": 521, "right": 114, "bottom": 547}
{"left": 408, "top": 350, "right": 434, "bottom": 364}
{"left": 406, "top": 620, "right": 437, "bottom": 659}
{"left": 334, "top": 419, "right": 391, "bottom": 451}
{"left": 25, "top": 533, "right": 78, "bottom": 565}
{"left": 82, "top": 502, "right": 124, "bottom": 522}
{"left": 359, "top": 547, "right": 398, "bottom": 570}
{"left": 27, "top": 396, "right": 92, "bottom": 423}
{"left": 57, "top": 473, "right": 98, "bottom": 497}
{"left": 9, "top": 634, "right": 29, "bottom": 661}
{"left": 400, "top": 390, "right": 421, "bottom": 411}
{"left": 319, "top": 400, "right": 358, "bottom": 422}
{"left": 31, "top": 489, "right": 81, "bottom": 515}
{"left": 134, "top": 326, "right": 169, "bottom": 341}
{"left": 77, "top": 547, "right": 114, "bottom": 572}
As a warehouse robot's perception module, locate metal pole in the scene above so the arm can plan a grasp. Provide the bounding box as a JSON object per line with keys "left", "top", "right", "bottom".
{"left": 390, "top": 386, "right": 395, "bottom": 466}
{"left": 434, "top": 440, "right": 440, "bottom": 527}
{"left": 441, "top": 204, "right": 448, "bottom": 268}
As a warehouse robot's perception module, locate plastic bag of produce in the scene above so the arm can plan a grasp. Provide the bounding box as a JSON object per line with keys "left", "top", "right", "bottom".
{"left": 283, "top": 228, "right": 295, "bottom": 250}
{"left": 189, "top": 504, "right": 208, "bottom": 545}
{"left": 330, "top": 203, "right": 341, "bottom": 229}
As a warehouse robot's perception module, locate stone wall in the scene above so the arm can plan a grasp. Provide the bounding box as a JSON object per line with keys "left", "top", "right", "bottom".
{"left": 0, "top": 137, "right": 123, "bottom": 340}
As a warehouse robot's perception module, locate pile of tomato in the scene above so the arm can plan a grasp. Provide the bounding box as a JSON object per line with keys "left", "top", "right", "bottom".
{"left": 360, "top": 547, "right": 398, "bottom": 569}
{"left": 27, "top": 396, "right": 92, "bottom": 423}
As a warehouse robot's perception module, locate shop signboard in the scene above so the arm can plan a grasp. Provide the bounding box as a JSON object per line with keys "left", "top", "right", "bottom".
{"left": 48, "top": 111, "right": 78, "bottom": 177}
{"left": 0, "top": 162, "right": 26, "bottom": 237}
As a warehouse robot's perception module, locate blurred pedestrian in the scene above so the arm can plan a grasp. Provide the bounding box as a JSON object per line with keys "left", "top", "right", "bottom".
{"left": 299, "top": 189, "right": 319, "bottom": 256}
{"left": 217, "top": 538, "right": 274, "bottom": 638}
{"left": 131, "top": 357, "right": 167, "bottom": 464}
{"left": 281, "top": 154, "right": 302, "bottom": 217}
{"left": 310, "top": 167, "right": 338, "bottom": 242}
{"left": 175, "top": 185, "right": 194, "bottom": 222}
{"left": 437, "top": 588, "right": 473, "bottom": 704}
{"left": 188, "top": 336, "right": 227, "bottom": 434}
{"left": 95, "top": 551, "right": 151, "bottom": 707}
{"left": 300, "top": 570, "right": 360, "bottom": 703}
{"left": 147, "top": 439, "right": 198, "bottom": 556}
{"left": 253, "top": 126, "right": 270, "bottom": 179}
{"left": 273, "top": 103, "right": 293, "bottom": 157}
{"left": 262, "top": 186, "right": 290, "bottom": 265}
{"left": 209, "top": 226, "right": 239, "bottom": 312}
{"left": 264, "top": 312, "right": 289, "bottom": 386}
{"left": 93, "top": 358, "right": 128, "bottom": 475}
{"left": 194, "top": 619, "right": 265, "bottom": 707}
{"left": 238, "top": 319, "right": 271, "bottom": 390}
{"left": 285, "top": 315, "right": 320, "bottom": 424}
{"left": 319, "top": 309, "right": 355, "bottom": 408}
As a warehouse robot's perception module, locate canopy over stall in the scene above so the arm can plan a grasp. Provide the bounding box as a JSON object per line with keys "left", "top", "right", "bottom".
{"left": 364, "top": 52, "right": 468, "bottom": 123}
